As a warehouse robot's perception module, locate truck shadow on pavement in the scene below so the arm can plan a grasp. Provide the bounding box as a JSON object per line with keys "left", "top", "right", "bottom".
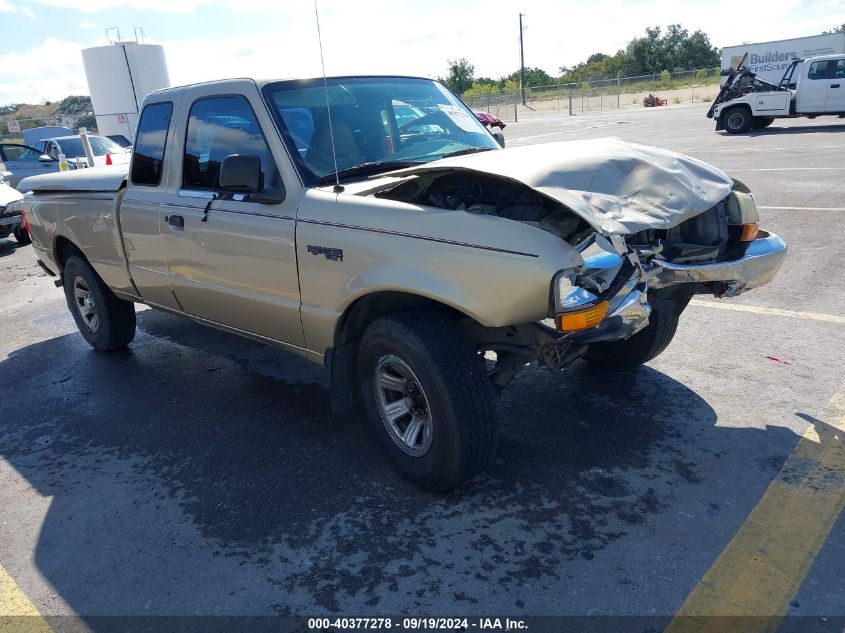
{"left": 0, "top": 309, "right": 804, "bottom": 617}
{"left": 741, "top": 123, "right": 845, "bottom": 137}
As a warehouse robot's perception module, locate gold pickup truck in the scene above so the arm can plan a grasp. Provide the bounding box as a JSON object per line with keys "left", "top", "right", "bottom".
{"left": 15, "top": 76, "right": 787, "bottom": 490}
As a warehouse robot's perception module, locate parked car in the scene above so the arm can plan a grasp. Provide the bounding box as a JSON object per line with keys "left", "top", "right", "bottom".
{"left": 33, "top": 135, "right": 131, "bottom": 167}
{"left": 0, "top": 171, "right": 28, "bottom": 244}
{"left": 18, "top": 76, "right": 787, "bottom": 490}
{"left": 106, "top": 134, "right": 133, "bottom": 149}
{"left": 473, "top": 111, "right": 506, "bottom": 129}
{"left": 0, "top": 143, "right": 61, "bottom": 189}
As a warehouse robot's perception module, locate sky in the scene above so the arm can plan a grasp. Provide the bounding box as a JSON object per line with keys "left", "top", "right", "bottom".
{"left": 0, "top": 0, "right": 844, "bottom": 105}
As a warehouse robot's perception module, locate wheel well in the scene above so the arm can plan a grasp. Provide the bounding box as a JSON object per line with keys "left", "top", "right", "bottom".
{"left": 722, "top": 103, "right": 752, "bottom": 118}
{"left": 334, "top": 291, "right": 467, "bottom": 348}
{"left": 54, "top": 236, "right": 85, "bottom": 272}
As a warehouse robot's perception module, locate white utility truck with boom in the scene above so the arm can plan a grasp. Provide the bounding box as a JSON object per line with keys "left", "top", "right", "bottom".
{"left": 708, "top": 53, "right": 845, "bottom": 133}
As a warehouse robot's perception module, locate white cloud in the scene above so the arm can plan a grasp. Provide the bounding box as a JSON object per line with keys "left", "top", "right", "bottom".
{"left": 0, "top": 0, "right": 14, "bottom": 11}
{"left": 79, "top": 21, "right": 96, "bottom": 29}
{"left": 28, "top": 0, "right": 208, "bottom": 12}
{"left": 20, "top": 4, "right": 36, "bottom": 19}
{"left": 0, "top": 39, "right": 88, "bottom": 104}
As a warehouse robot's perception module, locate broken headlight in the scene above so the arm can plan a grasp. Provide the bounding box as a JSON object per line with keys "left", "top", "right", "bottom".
{"left": 551, "top": 234, "right": 630, "bottom": 332}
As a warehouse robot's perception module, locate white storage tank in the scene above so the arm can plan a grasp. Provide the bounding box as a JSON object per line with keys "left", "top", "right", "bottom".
{"left": 82, "top": 41, "right": 170, "bottom": 141}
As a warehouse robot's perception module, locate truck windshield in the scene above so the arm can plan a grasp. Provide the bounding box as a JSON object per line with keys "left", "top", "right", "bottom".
{"left": 263, "top": 77, "right": 500, "bottom": 185}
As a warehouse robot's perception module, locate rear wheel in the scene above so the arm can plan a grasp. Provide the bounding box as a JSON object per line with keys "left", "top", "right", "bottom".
{"left": 722, "top": 106, "right": 753, "bottom": 134}
{"left": 752, "top": 117, "right": 775, "bottom": 129}
{"left": 583, "top": 308, "right": 679, "bottom": 370}
{"left": 358, "top": 309, "right": 498, "bottom": 491}
{"left": 13, "top": 226, "right": 31, "bottom": 245}
{"left": 63, "top": 255, "right": 136, "bottom": 351}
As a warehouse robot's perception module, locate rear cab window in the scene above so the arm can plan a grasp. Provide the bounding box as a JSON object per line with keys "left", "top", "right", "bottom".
{"left": 131, "top": 102, "right": 174, "bottom": 187}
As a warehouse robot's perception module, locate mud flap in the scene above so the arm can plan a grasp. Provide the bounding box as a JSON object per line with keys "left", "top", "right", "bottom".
{"left": 326, "top": 339, "right": 362, "bottom": 414}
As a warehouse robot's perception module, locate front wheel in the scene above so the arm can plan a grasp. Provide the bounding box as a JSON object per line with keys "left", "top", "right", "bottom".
{"left": 63, "top": 255, "right": 136, "bottom": 351}
{"left": 722, "top": 106, "right": 753, "bottom": 134}
{"left": 582, "top": 308, "right": 679, "bottom": 370}
{"left": 13, "top": 226, "right": 31, "bottom": 245}
{"left": 358, "top": 308, "right": 498, "bottom": 491}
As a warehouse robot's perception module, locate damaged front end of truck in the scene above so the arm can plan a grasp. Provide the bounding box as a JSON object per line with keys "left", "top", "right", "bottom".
{"left": 371, "top": 138, "right": 787, "bottom": 386}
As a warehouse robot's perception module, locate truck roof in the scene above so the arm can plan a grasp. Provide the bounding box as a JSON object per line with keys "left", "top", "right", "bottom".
{"left": 802, "top": 53, "right": 845, "bottom": 62}
{"left": 147, "top": 75, "right": 436, "bottom": 98}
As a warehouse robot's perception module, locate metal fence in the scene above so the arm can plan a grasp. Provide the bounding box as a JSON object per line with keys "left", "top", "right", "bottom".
{"left": 460, "top": 67, "right": 722, "bottom": 121}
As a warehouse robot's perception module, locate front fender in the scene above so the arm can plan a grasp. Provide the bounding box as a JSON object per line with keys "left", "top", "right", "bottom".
{"left": 297, "top": 188, "right": 583, "bottom": 355}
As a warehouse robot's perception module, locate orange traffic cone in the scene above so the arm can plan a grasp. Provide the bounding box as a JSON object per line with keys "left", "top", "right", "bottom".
{"left": 105, "top": 153, "right": 113, "bottom": 166}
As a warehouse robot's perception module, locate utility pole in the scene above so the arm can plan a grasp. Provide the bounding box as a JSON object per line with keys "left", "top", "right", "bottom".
{"left": 518, "top": 13, "right": 526, "bottom": 106}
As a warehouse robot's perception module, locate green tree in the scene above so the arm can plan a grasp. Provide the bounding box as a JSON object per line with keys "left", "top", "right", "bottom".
{"left": 504, "top": 66, "right": 554, "bottom": 88}
{"left": 823, "top": 23, "right": 844, "bottom": 33}
{"left": 443, "top": 58, "right": 475, "bottom": 94}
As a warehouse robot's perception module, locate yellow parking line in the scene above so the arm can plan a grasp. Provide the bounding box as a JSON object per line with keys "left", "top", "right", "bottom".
{"left": 664, "top": 384, "right": 845, "bottom": 633}
{"left": 0, "top": 563, "right": 53, "bottom": 632}
{"left": 689, "top": 299, "right": 845, "bottom": 325}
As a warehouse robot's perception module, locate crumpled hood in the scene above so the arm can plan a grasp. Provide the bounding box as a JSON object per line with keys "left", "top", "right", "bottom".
{"left": 384, "top": 138, "right": 734, "bottom": 235}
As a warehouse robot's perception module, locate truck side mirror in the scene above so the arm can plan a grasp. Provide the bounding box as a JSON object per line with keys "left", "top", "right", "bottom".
{"left": 492, "top": 132, "right": 505, "bottom": 148}
{"left": 38, "top": 155, "right": 54, "bottom": 162}
{"left": 219, "top": 154, "right": 261, "bottom": 193}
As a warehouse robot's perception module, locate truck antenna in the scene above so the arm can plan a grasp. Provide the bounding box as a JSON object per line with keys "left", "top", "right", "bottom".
{"left": 313, "top": 0, "right": 343, "bottom": 193}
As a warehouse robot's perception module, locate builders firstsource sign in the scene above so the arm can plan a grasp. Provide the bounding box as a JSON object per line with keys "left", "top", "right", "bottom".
{"left": 721, "top": 32, "right": 845, "bottom": 85}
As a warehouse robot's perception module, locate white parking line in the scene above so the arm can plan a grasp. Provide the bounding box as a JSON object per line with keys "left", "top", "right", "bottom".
{"left": 727, "top": 167, "right": 845, "bottom": 172}
{"left": 685, "top": 145, "right": 841, "bottom": 153}
{"left": 690, "top": 299, "right": 845, "bottom": 324}
{"left": 759, "top": 206, "right": 845, "bottom": 212}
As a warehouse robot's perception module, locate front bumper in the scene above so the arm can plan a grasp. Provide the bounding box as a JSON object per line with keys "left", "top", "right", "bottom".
{"left": 0, "top": 209, "right": 22, "bottom": 234}
{"left": 650, "top": 231, "right": 787, "bottom": 295}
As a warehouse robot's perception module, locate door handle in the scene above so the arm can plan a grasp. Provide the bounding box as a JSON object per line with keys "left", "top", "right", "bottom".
{"left": 166, "top": 214, "right": 184, "bottom": 228}
{"left": 831, "top": 84, "right": 841, "bottom": 88}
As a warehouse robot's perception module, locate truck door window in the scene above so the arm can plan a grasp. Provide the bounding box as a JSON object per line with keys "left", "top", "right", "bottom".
{"left": 183, "top": 96, "right": 278, "bottom": 194}
{"left": 0, "top": 144, "right": 46, "bottom": 162}
{"left": 834, "top": 60, "right": 845, "bottom": 79}
{"left": 807, "top": 61, "right": 832, "bottom": 80}
{"left": 131, "top": 102, "right": 173, "bottom": 187}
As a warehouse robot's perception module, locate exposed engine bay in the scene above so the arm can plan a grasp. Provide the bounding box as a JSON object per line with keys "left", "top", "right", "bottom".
{"left": 375, "top": 172, "right": 593, "bottom": 245}
{"left": 376, "top": 171, "right": 743, "bottom": 265}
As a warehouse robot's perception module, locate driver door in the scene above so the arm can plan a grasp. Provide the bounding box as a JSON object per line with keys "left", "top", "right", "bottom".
{"left": 0, "top": 144, "right": 58, "bottom": 188}
{"left": 161, "top": 90, "right": 305, "bottom": 348}
{"left": 800, "top": 60, "right": 832, "bottom": 113}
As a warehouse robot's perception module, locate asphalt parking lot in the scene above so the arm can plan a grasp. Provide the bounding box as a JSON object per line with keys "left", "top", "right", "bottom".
{"left": 1, "top": 103, "right": 844, "bottom": 632}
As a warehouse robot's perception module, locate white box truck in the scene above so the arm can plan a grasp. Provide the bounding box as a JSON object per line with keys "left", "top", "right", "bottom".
{"left": 721, "top": 33, "right": 845, "bottom": 86}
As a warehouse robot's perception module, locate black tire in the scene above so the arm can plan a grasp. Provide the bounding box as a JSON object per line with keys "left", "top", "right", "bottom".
{"left": 583, "top": 308, "right": 679, "bottom": 370}
{"left": 358, "top": 308, "right": 498, "bottom": 491}
{"left": 752, "top": 117, "right": 775, "bottom": 129}
{"left": 63, "top": 255, "right": 136, "bottom": 351}
{"left": 13, "top": 226, "right": 31, "bottom": 245}
{"left": 722, "top": 106, "right": 753, "bottom": 134}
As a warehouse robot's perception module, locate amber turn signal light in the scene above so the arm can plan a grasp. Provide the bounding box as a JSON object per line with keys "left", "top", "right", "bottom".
{"left": 740, "top": 223, "right": 759, "bottom": 242}
{"left": 555, "top": 300, "right": 609, "bottom": 332}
